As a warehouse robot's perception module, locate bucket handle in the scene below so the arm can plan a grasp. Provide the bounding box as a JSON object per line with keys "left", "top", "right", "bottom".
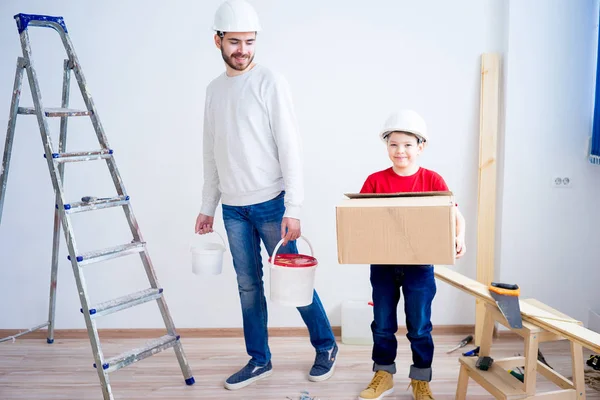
{"left": 190, "top": 230, "right": 227, "bottom": 251}
{"left": 269, "top": 235, "right": 314, "bottom": 266}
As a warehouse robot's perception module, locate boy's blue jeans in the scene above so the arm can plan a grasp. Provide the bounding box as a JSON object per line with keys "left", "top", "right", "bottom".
{"left": 370, "top": 264, "right": 436, "bottom": 381}
{"left": 222, "top": 191, "right": 336, "bottom": 367}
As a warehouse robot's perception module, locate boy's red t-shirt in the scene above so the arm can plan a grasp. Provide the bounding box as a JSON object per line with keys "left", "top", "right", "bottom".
{"left": 360, "top": 167, "right": 449, "bottom": 194}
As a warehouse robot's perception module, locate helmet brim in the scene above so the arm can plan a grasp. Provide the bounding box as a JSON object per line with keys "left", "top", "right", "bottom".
{"left": 381, "top": 130, "right": 427, "bottom": 143}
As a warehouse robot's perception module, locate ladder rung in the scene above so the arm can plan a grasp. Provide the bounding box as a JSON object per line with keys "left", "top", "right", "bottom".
{"left": 44, "top": 149, "right": 113, "bottom": 163}
{"left": 82, "top": 288, "right": 163, "bottom": 319}
{"left": 94, "top": 334, "right": 179, "bottom": 373}
{"left": 62, "top": 195, "right": 130, "bottom": 214}
{"left": 18, "top": 106, "right": 90, "bottom": 117}
{"left": 68, "top": 241, "right": 145, "bottom": 266}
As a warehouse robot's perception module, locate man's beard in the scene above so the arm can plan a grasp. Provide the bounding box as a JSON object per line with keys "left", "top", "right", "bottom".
{"left": 222, "top": 50, "right": 254, "bottom": 71}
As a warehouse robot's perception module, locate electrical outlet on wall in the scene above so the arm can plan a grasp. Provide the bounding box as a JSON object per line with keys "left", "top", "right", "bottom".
{"left": 552, "top": 176, "right": 572, "bottom": 188}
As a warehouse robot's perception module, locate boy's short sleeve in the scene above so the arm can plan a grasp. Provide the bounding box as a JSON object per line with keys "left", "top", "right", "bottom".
{"left": 360, "top": 175, "right": 375, "bottom": 194}
{"left": 432, "top": 174, "right": 449, "bottom": 192}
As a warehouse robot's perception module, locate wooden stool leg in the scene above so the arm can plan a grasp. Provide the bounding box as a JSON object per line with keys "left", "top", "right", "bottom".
{"left": 480, "top": 304, "right": 496, "bottom": 357}
{"left": 523, "top": 331, "right": 540, "bottom": 395}
{"left": 571, "top": 342, "right": 586, "bottom": 399}
{"left": 456, "top": 363, "right": 470, "bottom": 400}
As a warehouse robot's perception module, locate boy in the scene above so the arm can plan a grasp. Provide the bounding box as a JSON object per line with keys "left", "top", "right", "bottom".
{"left": 357, "top": 110, "right": 466, "bottom": 400}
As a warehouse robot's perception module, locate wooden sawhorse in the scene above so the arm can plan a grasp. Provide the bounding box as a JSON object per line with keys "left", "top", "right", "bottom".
{"left": 456, "top": 299, "right": 586, "bottom": 399}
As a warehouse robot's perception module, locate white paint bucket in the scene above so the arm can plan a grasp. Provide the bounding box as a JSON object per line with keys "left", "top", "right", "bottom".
{"left": 341, "top": 300, "right": 374, "bottom": 345}
{"left": 191, "top": 231, "right": 226, "bottom": 275}
{"left": 269, "top": 236, "right": 317, "bottom": 307}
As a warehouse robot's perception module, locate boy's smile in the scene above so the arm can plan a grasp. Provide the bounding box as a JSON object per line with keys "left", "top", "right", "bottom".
{"left": 386, "top": 131, "right": 424, "bottom": 175}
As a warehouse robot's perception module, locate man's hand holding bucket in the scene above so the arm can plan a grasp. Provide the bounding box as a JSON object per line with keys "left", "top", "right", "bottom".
{"left": 281, "top": 217, "right": 300, "bottom": 246}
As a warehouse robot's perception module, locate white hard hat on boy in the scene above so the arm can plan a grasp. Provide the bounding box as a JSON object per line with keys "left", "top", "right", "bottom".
{"left": 379, "top": 109, "right": 429, "bottom": 144}
{"left": 212, "top": 0, "right": 262, "bottom": 32}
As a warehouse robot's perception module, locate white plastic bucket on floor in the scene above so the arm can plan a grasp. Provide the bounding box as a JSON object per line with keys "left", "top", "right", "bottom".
{"left": 341, "top": 300, "right": 374, "bottom": 345}
{"left": 269, "top": 236, "right": 317, "bottom": 307}
{"left": 191, "top": 231, "right": 226, "bottom": 275}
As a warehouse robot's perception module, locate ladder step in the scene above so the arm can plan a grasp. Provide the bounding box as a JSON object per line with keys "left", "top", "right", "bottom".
{"left": 62, "top": 195, "right": 130, "bottom": 214}
{"left": 18, "top": 106, "right": 90, "bottom": 117}
{"left": 44, "top": 149, "right": 113, "bottom": 163}
{"left": 68, "top": 241, "right": 145, "bottom": 266}
{"left": 94, "top": 334, "right": 179, "bottom": 373}
{"left": 81, "top": 288, "right": 163, "bottom": 318}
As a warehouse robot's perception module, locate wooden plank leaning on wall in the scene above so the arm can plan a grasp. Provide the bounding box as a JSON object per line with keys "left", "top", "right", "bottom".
{"left": 476, "top": 53, "right": 500, "bottom": 345}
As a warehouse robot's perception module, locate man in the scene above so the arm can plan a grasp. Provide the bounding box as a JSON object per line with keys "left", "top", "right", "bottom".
{"left": 195, "top": 0, "right": 338, "bottom": 391}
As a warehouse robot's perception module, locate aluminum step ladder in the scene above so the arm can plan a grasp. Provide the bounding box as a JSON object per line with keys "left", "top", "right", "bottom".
{"left": 0, "top": 14, "right": 195, "bottom": 400}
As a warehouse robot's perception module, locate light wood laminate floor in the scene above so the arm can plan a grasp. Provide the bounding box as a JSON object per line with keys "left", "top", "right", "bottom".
{"left": 0, "top": 334, "right": 598, "bottom": 399}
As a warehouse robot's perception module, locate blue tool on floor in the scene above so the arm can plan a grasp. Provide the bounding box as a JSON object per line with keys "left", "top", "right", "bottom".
{"left": 463, "top": 346, "right": 480, "bottom": 357}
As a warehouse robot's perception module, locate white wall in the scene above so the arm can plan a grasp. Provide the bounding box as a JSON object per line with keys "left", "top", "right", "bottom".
{"left": 0, "top": 0, "right": 595, "bottom": 332}
{"left": 499, "top": 0, "right": 600, "bottom": 325}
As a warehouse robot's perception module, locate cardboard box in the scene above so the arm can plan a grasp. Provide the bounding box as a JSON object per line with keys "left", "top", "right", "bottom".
{"left": 336, "top": 191, "right": 456, "bottom": 265}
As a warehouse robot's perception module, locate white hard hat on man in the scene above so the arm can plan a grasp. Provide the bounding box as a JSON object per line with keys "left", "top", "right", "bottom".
{"left": 379, "top": 109, "right": 429, "bottom": 145}
{"left": 212, "top": 0, "right": 262, "bottom": 33}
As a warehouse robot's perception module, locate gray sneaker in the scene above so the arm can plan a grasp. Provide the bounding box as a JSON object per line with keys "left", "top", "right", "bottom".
{"left": 224, "top": 361, "right": 273, "bottom": 390}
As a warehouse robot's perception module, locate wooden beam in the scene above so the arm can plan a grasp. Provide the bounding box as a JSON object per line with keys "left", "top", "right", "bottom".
{"left": 537, "top": 361, "right": 574, "bottom": 390}
{"left": 435, "top": 265, "right": 600, "bottom": 354}
{"left": 476, "top": 53, "right": 501, "bottom": 345}
{"left": 458, "top": 356, "right": 525, "bottom": 398}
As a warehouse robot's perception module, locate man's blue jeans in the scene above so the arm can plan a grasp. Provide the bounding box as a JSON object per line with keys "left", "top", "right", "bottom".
{"left": 222, "top": 191, "right": 336, "bottom": 367}
{"left": 370, "top": 264, "right": 436, "bottom": 381}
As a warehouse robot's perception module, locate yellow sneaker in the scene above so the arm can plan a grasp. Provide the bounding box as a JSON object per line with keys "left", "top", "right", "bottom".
{"left": 408, "top": 379, "right": 435, "bottom": 400}
{"left": 358, "top": 370, "right": 394, "bottom": 400}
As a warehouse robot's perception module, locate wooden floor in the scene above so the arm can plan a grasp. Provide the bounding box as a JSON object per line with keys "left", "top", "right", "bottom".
{"left": 0, "top": 333, "right": 598, "bottom": 399}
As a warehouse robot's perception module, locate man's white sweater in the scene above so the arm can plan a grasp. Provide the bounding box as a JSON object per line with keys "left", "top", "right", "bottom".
{"left": 200, "top": 64, "right": 303, "bottom": 219}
